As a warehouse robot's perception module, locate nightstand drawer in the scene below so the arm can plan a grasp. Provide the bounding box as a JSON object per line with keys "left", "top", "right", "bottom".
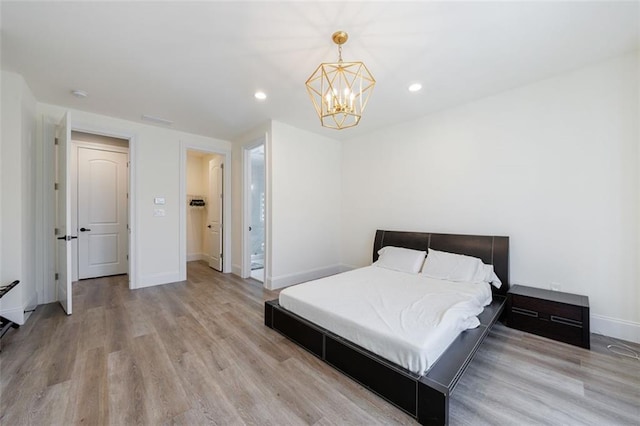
{"left": 511, "top": 294, "right": 582, "bottom": 322}
{"left": 507, "top": 285, "right": 590, "bottom": 349}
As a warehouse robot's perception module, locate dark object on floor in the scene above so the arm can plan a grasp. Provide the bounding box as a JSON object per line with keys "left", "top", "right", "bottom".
{"left": 0, "top": 280, "right": 21, "bottom": 342}
{"left": 507, "top": 284, "right": 590, "bottom": 349}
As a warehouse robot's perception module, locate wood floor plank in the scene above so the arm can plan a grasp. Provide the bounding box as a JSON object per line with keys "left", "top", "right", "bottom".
{"left": 171, "top": 351, "right": 244, "bottom": 425}
{"left": 73, "top": 346, "right": 109, "bottom": 424}
{"left": 45, "top": 319, "right": 81, "bottom": 386}
{"left": 107, "top": 348, "right": 147, "bottom": 425}
{"left": 1, "top": 260, "right": 638, "bottom": 425}
{"left": 27, "top": 380, "right": 73, "bottom": 425}
{"left": 175, "top": 314, "right": 237, "bottom": 373}
{"left": 224, "top": 332, "right": 326, "bottom": 425}
{"left": 129, "top": 333, "right": 191, "bottom": 423}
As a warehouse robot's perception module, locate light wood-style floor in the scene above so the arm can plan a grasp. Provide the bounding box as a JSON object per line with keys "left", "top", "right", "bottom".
{"left": 1, "top": 261, "right": 638, "bottom": 425}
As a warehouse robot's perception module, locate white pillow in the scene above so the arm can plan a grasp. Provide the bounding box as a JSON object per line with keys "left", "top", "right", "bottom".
{"left": 422, "top": 249, "right": 502, "bottom": 288}
{"left": 375, "top": 246, "right": 426, "bottom": 274}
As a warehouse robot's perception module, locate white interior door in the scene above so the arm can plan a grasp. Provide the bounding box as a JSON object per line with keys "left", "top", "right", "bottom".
{"left": 78, "top": 147, "right": 128, "bottom": 279}
{"left": 207, "top": 157, "right": 223, "bottom": 271}
{"left": 55, "top": 113, "right": 73, "bottom": 315}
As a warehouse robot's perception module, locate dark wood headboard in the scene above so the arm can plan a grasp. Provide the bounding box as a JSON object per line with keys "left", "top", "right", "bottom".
{"left": 373, "top": 230, "right": 510, "bottom": 296}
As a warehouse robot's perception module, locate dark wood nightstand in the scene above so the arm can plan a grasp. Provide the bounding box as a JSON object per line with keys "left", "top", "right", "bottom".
{"left": 507, "top": 285, "right": 590, "bottom": 349}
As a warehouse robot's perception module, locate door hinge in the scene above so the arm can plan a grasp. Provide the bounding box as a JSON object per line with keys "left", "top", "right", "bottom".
{"left": 220, "top": 253, "right": 223, "bottom": 259}
{"left": 55, "top": 273, "right": 59, "bottom": 280}
{"left": 127, "top": 161, "right": 130, "bottom": 168}
{"left": 54, "top": 183, "right": 59, "bottom": 190}
{"left": 126, "top": 254, "right": 129, "bottom": 260}
{"left": 54, "top": 137, "right": 59, "bottom": 145}
{"left": 221, "top": 163, "right": 224, "bottom": 169}
{"left": 54, "top": 228, "right": 59, "bottom": 235}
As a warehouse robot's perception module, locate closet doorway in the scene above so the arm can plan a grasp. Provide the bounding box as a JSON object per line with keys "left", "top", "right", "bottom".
{"left": 186, "top": 150, "right": 224, "bottom": 271}
{"left": 71, "top": 132, "right": 129, "bottom": 281}
{"left": 244, "top": 143, "right": 265, "bottom": 282}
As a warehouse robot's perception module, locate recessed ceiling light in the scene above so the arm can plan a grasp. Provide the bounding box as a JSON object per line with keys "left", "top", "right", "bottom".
{"left": 408, "top": 83, "right": 422, "bottom": 93}
{"left": 254, "top": 91, "right": 267, "bottom": 100}
{"left": 71, "top": 89, "right": 88, "bottom": 98}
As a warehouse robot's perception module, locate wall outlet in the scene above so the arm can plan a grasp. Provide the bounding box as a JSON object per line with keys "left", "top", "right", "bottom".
{"left": 550, "top": 282, "right": 561, "bottom": 291}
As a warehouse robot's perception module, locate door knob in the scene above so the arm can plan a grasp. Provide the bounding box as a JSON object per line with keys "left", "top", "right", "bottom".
{"left": 249, "top": 226, "right": 252, "bottom": 231}
{"left": 80, "top": 227, "right": 91, "bottom": 232}
{"left": 207, "top": 225, "right": 212, "bottom": 229}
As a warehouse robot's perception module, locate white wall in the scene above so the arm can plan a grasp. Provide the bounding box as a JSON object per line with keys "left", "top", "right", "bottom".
{"left": 268, "top": 121, "right": 342, "bottom": 289}
{"left": 341, "top": 52, "right": 639, "bottom": 342}
{"left": 0, "top": 71, "right": 38, "bottom": 324}
{"left": 37, "top": 103, "right": 231, "bottom": 290}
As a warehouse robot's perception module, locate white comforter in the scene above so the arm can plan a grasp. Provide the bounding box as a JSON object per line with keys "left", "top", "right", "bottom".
{"left": 279, "top": 265, "right": 492, "bottom": 375}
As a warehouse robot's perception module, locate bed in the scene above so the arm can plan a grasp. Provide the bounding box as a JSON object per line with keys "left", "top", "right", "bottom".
{"left": 265, "top": 230, "right": 509, "bottom": 425}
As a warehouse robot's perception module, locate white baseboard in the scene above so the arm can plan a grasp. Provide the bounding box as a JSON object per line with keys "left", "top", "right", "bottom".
{"left": 591, "top": 314, "right": 640, "bottom": 344}
{"left": 135, "top": 271, "right": 182, "bottom": 289}
{"left": 266, "top": 264, "right": 343, "bottom": 290}
{"left": 338, "top": 264, "right": 358, "bottom": 273}
{"left": 232, "top": 263, "right": 242, "bottom": 277}
{"left": 187, "top": 253, "right": 205, "bottom": 262}
{"left": 22, "top": 291, "right": 38, "bottom": 323}
{"left": 25, "top": 291, "right": 38, "bottom": 310}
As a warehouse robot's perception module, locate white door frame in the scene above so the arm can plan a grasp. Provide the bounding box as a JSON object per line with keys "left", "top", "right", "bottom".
{"left": 69, "top": 122, "right": 137, "bottom": 289}
{"left": 179, "top": 142, "right": 231, "bottom": 278}
{"left": 242, "top": 137, "right": 267, "bottom": 280}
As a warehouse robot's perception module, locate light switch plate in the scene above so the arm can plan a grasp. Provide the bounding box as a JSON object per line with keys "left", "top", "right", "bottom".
{"left": 153, "top": 208, "right": 166, "bottom": 217}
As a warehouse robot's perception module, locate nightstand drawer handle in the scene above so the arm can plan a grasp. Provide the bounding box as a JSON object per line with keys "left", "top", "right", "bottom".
{"left": 550, "top": 316, "right": 582, "bottom": 328}
{"left": 512, "top": 307, "right": 538, "bottom": 318}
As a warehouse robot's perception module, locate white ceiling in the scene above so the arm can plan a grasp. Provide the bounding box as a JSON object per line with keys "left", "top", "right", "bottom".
{"left": 2, "top": 1, "right": 638, "bottom": 141}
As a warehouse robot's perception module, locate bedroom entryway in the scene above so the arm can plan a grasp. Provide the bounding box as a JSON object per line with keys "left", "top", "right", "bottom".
{"left": 245, "top": 143, "right": 265, "bottom": 282}
{"left": 54, "top": 116, "right": 136, "bottom": 316}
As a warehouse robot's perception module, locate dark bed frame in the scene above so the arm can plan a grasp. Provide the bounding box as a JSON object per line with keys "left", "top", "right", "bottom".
{"left": 265, "top": 230, "right": 509, "bottom": 425}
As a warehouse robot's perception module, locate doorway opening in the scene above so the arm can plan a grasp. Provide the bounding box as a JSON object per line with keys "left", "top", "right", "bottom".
{"left": 71, "top": 131, "right": 129, "bottom": 282}
{"left": 55, "top": 113, "right": 136, "bottom": 315}
{"left": 186, "top": 150, "right": 224, "bottom": 272}
{"left": 245, "top": 143, "right": 265, "bottom": 282}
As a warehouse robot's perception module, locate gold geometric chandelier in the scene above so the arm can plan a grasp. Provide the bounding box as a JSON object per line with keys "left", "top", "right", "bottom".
{"left": 305, "top": 31, "right": 376, "bottom": 130}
